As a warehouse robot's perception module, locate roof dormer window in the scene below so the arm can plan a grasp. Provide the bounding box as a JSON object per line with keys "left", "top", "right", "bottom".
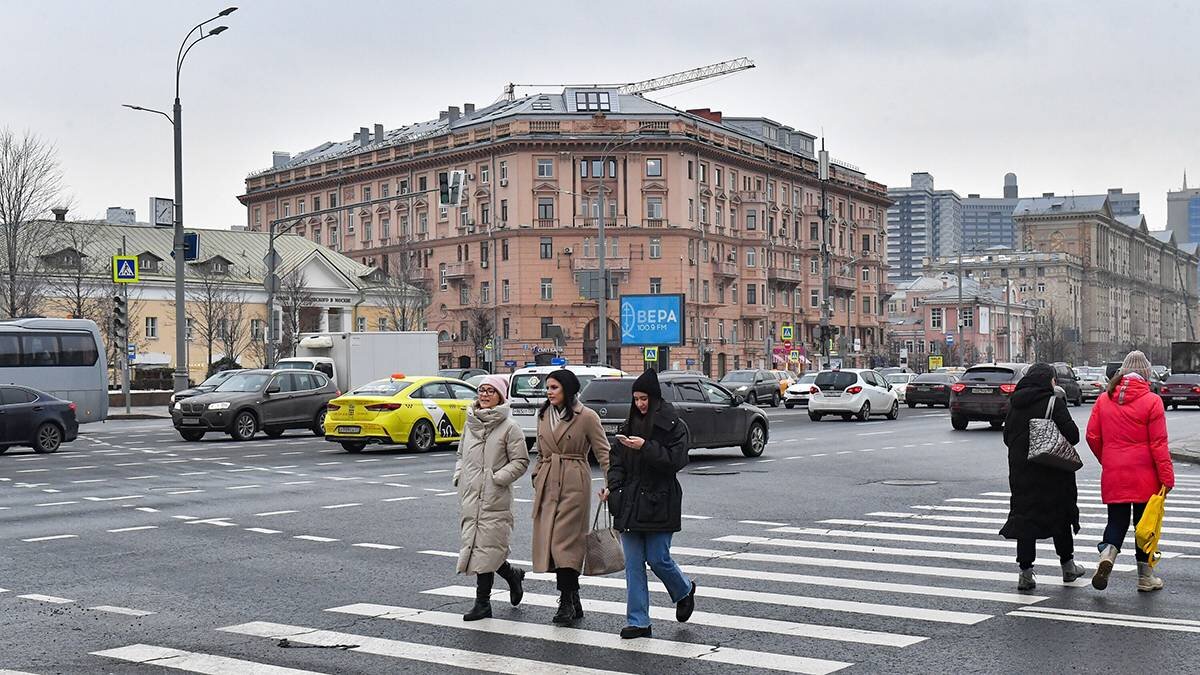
{"left": 575, "top": 91, "right": 611, "bottom": 112}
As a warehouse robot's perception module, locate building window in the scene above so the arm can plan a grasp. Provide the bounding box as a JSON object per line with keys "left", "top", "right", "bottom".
{"left": 362, "top": 186, "right": 371, "bottom": 202}
{"left": 460, "top": 285, "right": 470, "bottom": 305}
{"left": 646, "top": 158, "right": 662, "bottom": 177}
{"left": 1037, "top": 282, "right": 1046, "bottom": 293}
{"left": 502, "top": 318, "right": 510, "bottom": 339}
{"left": 328, "top": 191, "right": 338, "bottom": 208}
{"left": 380, "top": 219, "right": 390, "bottom": 240}
{"left": 536, "top": 158, "right": 554, "bottom": 178}
{"left": 399, "top": 179, "right": 409, "bottom": 195}
{"left": 439, "top": 263, "right": 448, "bottom": 290}
{"left": 419, "top": 213, "right": 428, "bottom": 233}
{"left": 862, "top": 267, "right": 870, "bottom": 282}
{"left": 480, "top": 165, "right": 489, "bottom": 184}
{"left": 962, "top": 308, "right": 974, "bottom": 328}
{"left": 650, "top": 277, "right": 662, "bottom": 294}
{"left": 931, "top": 307, "right": 943, "bottom": 329}
{"left": 282, "top": 201, "right": 290, "bottom": 217}
{"left": 253, "top": 207, "right": 261, "bottom": 227}
{"left": 356, "top": 316, "right": 367, "bottom": 332}
{"left": 862, "top": 297, "right": 871, "bottom": 315}
{"left": 537, "top": 198, "right": 554, "bottom": 221}
{"left": 746, "top": 210, "right": 757, "bottom": 230}
{"left": 312, "top": 226, "right": 320, "bottom": 243}
{"left": 500, "top": 198, "right": 508, "bottom": 223}
{"left": 380, "top": 183, "right": 389, "bottom": 198}
{"left": 731, "top": 283, "right": 739, "bottom": 304}
{"left": 699, "top": 201, "right": 708, "bottom": 223}
{"left": 480, "top": 281, "right": 491, "bottom": 304}
{"left": 378, "top": 317, "right": 388, "bottom": 331}
{"left": 499, "top": 161, "right": 507, "bottom": 182}
{"left": 539, "top": 237, "right": 553, "bottom": 259}
{"left": 649, "top": 237, "right": 662, "bottom": 259}
{"left": 646, "top": 197, "right": 663, "bottom": 220}
{"left": 540, "top": 277, "right": 553, "bottom": 301}
{"left": 699, "top": 163, "right": 708, "bottom": 184}
{"left": 502, "top": 279, "right": 510, "bottom": 302}
{"left": 747, "top": 285, "right": 757, "bottom": 305}
{"left": 746, "top": 248, "right": 756, "bottom": 267}
{"left": 363, "top": 221, "right": 372, "bottom": 242}
{"left": 502, "top": 238, "right": 510, "bottom": 261}
{"left": 862, "top": 234, "right": 871, "bottom": 252}
{"left": 688, "top": 199, "right": 694, "bottom": 221}
{"left": 329, "top": 225, "right": 338, "bottom": 249}
{"left": 702, "top": 280, "right": 710, "bottom": 302}
{"left": 575, "top": 91, "right": 611, "bottom": 111}
{"left": 145, "top": 316, "right": 158, "bottom": 339}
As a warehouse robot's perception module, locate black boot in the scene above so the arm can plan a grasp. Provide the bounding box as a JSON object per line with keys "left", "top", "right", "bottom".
{"left": 572, "top": 590, "right": 584, "bottom": 619}
{"left": 497, "top": 562, "right": 525, "bottom": 607}
{"left": 464, "top": 574, "right": 493, "bottom": 622}
{"left": 552, "top": 591, "right": 580, "bottom": 626}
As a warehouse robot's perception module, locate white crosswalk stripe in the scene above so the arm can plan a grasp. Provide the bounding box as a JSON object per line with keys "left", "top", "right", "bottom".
{"left": 92, "top": 644, "right": 324, "bottom": 673}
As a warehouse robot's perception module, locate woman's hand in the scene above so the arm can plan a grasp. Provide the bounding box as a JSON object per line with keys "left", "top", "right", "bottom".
{"left": 619, "top": 435, "right": 645, "bottom": 449}
{"left": 598, "top": 487, "right": 609, "bottom": 501}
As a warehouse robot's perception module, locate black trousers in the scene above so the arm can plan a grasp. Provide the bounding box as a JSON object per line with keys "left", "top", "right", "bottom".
{"left": 1016, "top": 528, "right": 1075, "bottom": 570}
{"left": 1102, "top": 502, "right": 1150, "bottom": 563}
{"left": 555, "top": 567, "right": 580, "bottom": 592}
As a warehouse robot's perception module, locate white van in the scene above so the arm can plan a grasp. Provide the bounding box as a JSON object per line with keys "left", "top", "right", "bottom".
{"left": 509, "top": 364, "right": 626, "bottom": 445}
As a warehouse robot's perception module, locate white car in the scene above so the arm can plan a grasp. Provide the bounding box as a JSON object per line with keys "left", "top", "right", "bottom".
{"left": 885, "top": 372, "right": 916, "bottom": 402}
{"left": 508, "top": 364, "right": 626, "bottom": 445}
{"left": 808, "top": 369, "right": 900, "bottom": 422}
{"left": 783, "top": 373, "right": 819, "bottom": 408}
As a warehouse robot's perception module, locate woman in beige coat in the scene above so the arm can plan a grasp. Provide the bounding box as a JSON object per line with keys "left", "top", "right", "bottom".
{"left": 454, "top": 375, "right": 529, "bottom": 621}
{"left": 530, "top": 369, "right": 610, "bottom": 626}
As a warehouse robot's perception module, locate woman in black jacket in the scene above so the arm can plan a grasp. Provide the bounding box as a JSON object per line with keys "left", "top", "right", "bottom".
{"left": 601, "top": 369, "right": 696, "bottom": 639}
{"left": 999, "top": 362, "right": 1085, "bottom": 591}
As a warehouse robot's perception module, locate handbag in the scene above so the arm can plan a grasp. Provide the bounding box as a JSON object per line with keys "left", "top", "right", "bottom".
{"left": 1027, "top": 395, "right": 1083, "bottom": 472}
{"left": 583, "top": 501, "right": 625, "bottom": 576}
{"left": 1136, "top": 486, "right": 1168, "bottom": 568}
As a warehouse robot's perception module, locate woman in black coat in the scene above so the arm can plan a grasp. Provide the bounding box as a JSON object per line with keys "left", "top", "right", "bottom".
{"left": 999, "top": 362, "right": 1084, "bottom": 591}
{"left": 601, "top": 368, "right": 696, "bottom": 639}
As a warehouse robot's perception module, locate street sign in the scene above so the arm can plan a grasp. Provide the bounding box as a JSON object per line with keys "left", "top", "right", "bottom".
{"left": 503, "top": 360, "right": 517, "bottom": 368}
{"left": 929, "top": 355, "right": 944, "bottom": 370}
{"left": 789, "top": 350, "right": 801, "bottom": 363}
{"left": 263, "top": 273, "right": 281, "bottom": 294}
{"left": 263, "top": 249, "right": 283, "bottom": 271}
{"left": 685, "top": 358, "right": 696, "bottom": 366}
{"left": 946, "top": 332, "right": 955, "bottom": 346}
{"left": 169, "top": 232, "right": 200, "bottom": 262}
{"left": 112, "top": 256, "right": 139, "bottom": 283}
{"left": 550, "top": 357, "right": 567, "bottom": 366}
{"left": 620, "top": 294, "right": 685, "bottom": 346}
{"left": 780, "top": 325, "right": 794, "bottom": 341}
{"left": 643, "top": 347, "right": 659, "bottom": 362}
{"left": 127, "top": 343, "right": 137, "bottom": 363}
{"left": 484, "top": 341, "right": 493, "bottom": 351}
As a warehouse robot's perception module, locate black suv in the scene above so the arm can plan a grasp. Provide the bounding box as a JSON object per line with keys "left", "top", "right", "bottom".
{"left": 1051, "top": 363, "right": 1083, "bottom": 407}
{"left": 719, "top": 369, "right": 781, "bottom": 407}
{"left": 580, "top": 374, "right": 769, "bottom": 457}
{"left": 171, "top": 369, "right": 338, "bottom": 442}
{"left": 950, "top": 363, "right": 1029, "bottom": 430}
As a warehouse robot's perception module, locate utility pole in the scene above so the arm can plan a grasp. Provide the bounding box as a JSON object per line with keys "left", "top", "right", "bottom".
{"left": 819, "top": 140, "right": 831, "bottom": 370}
{"left": 122, "top": 235, "right": 131, "bottom": 415}
{"left": 597, "top": 181, "right": 608, "bottom": 365}
{"left": 957, "top": 248, "right": 964, "bottom": 367}
{"left": 1005, "top": 278, "right": 1012, "bottom": 361}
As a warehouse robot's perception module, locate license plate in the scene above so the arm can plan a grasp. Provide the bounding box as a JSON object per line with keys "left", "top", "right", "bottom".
{"left": 974, "top": 388, "right": 994, "bottom": 395}
{"left": 181, "top": 418, "right": 202, "bottom": 426}
{"left": 915, "top": 387, "right": 929, "bottom": 392}
{"left": 336, "top": 425, "right": 361, "bottom": 434}
{"left": 1173, "top": 397, "right": 1188, "bottom": 401}
{"left": 513, "top": 408, "right": 535, "bottom": 416}
{"left": 824, "top": 393, "right": 841, "bottom": 397}
{"left": 603, "top": 424, "right": 621, "bottom": 433}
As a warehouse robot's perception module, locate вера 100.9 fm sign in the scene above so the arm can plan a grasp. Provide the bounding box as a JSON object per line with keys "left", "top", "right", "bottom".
{"left": 619, "top": 294, "right": 685, "bottom": 346}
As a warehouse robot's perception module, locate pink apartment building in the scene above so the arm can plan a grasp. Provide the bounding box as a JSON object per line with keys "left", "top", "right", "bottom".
{"left": 240, "top": 90, "right": 892, "bottom": 375}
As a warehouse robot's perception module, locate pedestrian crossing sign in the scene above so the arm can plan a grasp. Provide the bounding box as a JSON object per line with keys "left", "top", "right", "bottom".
{"left": 112, "top": 256, "right": 139, "bottom": 283}
{"left": 781, "top": 325, "right": 794, "bottom": 341}
{"left": 643, "top": 347, "right": 658, "bottom": 362}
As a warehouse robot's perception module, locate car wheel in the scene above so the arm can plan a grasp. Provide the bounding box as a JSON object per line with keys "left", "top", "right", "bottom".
{"left": 1072, "top": 397, "right": 1082, "bottom": 407}
{"left": 785, "top": 402, "right": 795, "bottom": 409}
{"left": 887, "top": 401, "right": 899, "bottom": 420}
{"left": 341, "top": 441, "right": 366, "bottom": 453}
{"left": 0, "top": 445, "right": 8, "bottom": 454}
{"left": 312, "top": 409, "right": 327, "bottom": 436}
{"left": 264, "top": 427, "right": 285, "bottom": 438}
{"left": 857, "top": 401, "right": 871, "bottom": 421}
{"left": 989, "top": 419, "right": 1004, "bottom": 430}
{"left": 179, "top": 430, "right": 205, "bottom": 442}
{"left": 906, "top": 401, "right": 916, "bottom": 408}
{"left": 34, "top": 423, "right": 63, "bottom": 453}
{"left": 951, "top": 415, "right": 968, "bottom": 431}
{"left": 230, "top": 411, "right": 258, "bottom": 441}
{"left": 771, "top": 392, "right": 780, "bottom": 408}
{"left": 408, "top": 419, "right": 436, "bottom": 452}
{"left": 741, "top": 421, "right": 767, "bottom": 457}
{"left": 808, "top": 411, "right": 822, "bottom": 422}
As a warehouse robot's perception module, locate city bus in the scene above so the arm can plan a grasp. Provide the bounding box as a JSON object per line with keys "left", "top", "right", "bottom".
{"left": 0, "top": 318, "right": 108, "bottom": 422}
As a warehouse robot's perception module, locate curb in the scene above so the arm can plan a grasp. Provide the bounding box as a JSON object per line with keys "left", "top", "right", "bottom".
{"left": 1171, "top": 450, "right": 1200, "bottom": 465}
{"left": 106, "top": 414, "right": 171, "bottom": 421}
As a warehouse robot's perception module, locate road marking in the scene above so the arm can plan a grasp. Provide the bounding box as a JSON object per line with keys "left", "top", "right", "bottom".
{"left": 221, "top": 621, "right": 626, "bottom": 675}
{"left": 71, "top": 479, "right": 107, "bottom": 483}
{"left": 355, "top": 458, "right": 382, "bottom": 462}
{"left": 271, "top": 465, "right": 298, "bottom": 469}
{"left": 172, "top": 515, "right": 198, "bottom": 520}
{"left": 93, "top": 644, "right": 322, "bottom": 674}
{"left": 64, "top": 465, "right": 99, "bottom": 470}
{"left": 83, "top": 495, "right": 143, "bottom": 502}
{"left": 114, "top": 462, "right": 145, "bottom": 467}
{"left": 294, "top": 535, "right": 339, "bottom": 542}
{"left": 226, "top": 468, "right": 258, "bottom": 473}
{"left": 328, "top": 603, "right": 850, "bottom": 674}
{"left": 36, "top": 501, "right": 78, "bottom": 507}
{"left": 186, "top": 518, "right": 237, "bottom": 527}
{"left": 136, "top": 507, "right": 160, "bottom": 513}
{"left": 383, "top": 496, "right": 419, "bottom": 502}
{"left": 316, "top": 461, "right": 341, "bottom": 466}
{"left": 21, "top": 534, "right": 77, "bottom": 542}
{"left": 177, "top": 471, "right": 209, "bottom": 476}
{"left": 380, "top": 473, "right": 409, "bottom": 478}
{"left": 353, "top": 543, "right": 402, "bottom": 550}
{"left": 424, "top": 469, "right": 450, "bottom": 474}
{"left": 225, "top": 485, "right": 261, "bottom": 490}
{"left": 283, "top": 480, "right": 314, "bottom": 485}
{"left": 244, "top": 453, "right": 267, "bottom": 458}
{"left": 423, "top": 586, "right": 921, "bottom": 647}
{"left": 245, "top": 528, "right": 282, "bottom": 534}
{"left": 168, "top": 489, "right": 205, "bottom": 495}
{"left": 125, "top": 475, "right": 159, "bottom": 480}
{"left": 740, "top": 520, "right": 788, "bottom": 526}
{"left": 857, "top": 431, "right": 892, "bottom": 436}
{"left": 108, "top": 526, "right": 158, "bottom": 533}
{"left": 1010, "top": 607, "right": 1200, "bottom": 633}
{"left": 836, "top": 451, "right": 853, "bottom": 455}
{"left": 88, "top": 606, "right": 155, "bottom": 617}
{"left": 255, "top": 510, "right": 297, "bottom": 516}
{"left": 810, "top": 453, "right": 827, "bottom": 457}
{"left": 680, "top": 514, "right": 711, "bottom": 520}
{"left": 322, "top": 503, "right": 362, "bottom": 509}
{"left": 16, "top": 468, "right": 48, "bottom": 473}
{"left": 19, "top": 594, "right": 73, "bottom": 603}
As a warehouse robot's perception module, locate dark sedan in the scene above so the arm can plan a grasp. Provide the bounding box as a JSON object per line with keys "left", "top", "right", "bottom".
{"left": 171, "top": 369, "right": 338, "bottom": 441}
{"left": 0, "top": 385, "right": 78, "bottom": 454}
{"left": 906, "top": 373, "right": 957, "bottom": 408}
{"left": 1160, "top": 374, "right": 1200, "bottom": 409}
{"left": 438, "top": 368, "right": 489, "bottom": 381}
{"left": 166, "top": 368, "right": 244, "bottom": 412}
{"left": 580, "top": 373, "right": 769, "bottom": 457}
{"left": 950, "top": 363, "right": 1029, "bottom": 430}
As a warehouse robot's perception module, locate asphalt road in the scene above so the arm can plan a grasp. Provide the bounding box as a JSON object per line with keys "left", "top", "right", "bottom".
{"left": 5, "top": 401, "right": 1200, "bottom": 674}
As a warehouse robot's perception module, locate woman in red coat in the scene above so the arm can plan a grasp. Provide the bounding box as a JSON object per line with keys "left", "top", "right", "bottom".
{"left": 1085, "top": 350, "right": 1174, "bottom": 592}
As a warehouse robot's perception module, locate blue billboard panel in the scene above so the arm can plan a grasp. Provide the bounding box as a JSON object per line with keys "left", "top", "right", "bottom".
{"left": 620, "top": 294, "right": 685, "bottom": 347}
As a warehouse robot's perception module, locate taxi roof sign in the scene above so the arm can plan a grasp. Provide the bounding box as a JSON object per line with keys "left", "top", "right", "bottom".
{"left": 112, "top": 255, "right": 139, "bottom": 283}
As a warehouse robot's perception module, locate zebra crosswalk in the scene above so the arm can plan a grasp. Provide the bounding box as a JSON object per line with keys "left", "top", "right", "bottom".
{"left": 81, "top": 474, "right": 1200, "bottom": 674}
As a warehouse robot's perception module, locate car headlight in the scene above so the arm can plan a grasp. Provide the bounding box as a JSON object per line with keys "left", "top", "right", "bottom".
{"left": 207, "top": 401, "right": 231, "bottom": 411}
{"left": 735, "top": 386, "right": 749, "bottom": 392}
{"left": 173, "top": 401, "right": 182, "bottom": 410}
{"left": 170, "top": 393, "right": 178, "bottom": 403}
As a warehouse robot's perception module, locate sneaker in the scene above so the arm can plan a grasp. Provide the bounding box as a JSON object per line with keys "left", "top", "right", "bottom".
{"left": 1061, "top": 560, "right": 1087, "bottom": 583}
{"left": 1092, "top": 545, "right": 1118, "bottom": 590}
{"left": 1017, "top": 568, "right": 1036, "bottom": 591}
{"left": 1137, "top": 563, "right": 1164, "bottom": 592}
{"left": 620, "top": 625, "right": 652, "bottom": 639}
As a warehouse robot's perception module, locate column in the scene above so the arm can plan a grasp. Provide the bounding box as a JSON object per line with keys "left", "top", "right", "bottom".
{"left": 341, "top": 307, "right": 352, "bottom": 332}
{"left": 319, "top": 307, "right": 330, "bottom": 332}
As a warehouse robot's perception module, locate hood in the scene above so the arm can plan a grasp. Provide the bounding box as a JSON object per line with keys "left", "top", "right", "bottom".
{"left": 1009, "top": 384, "right": 1053, "bottom": 410}
{"left": 632, "top": 368, "right": 662, "bottom": 400}
{"left": 183, "top": 390, "right": 258, "bottom": 405}
{"left": 1112, "top": 374, "right": 1152, "bottom": 405}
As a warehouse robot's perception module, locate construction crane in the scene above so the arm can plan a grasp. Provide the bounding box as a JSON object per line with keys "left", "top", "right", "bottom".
{"left": 501, "top": 57, "right": 755, "bottom": 102}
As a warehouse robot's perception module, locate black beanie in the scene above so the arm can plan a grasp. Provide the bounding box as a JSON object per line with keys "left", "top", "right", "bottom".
{"left": 632, "top": 368, "right": 662, "bottom": 400}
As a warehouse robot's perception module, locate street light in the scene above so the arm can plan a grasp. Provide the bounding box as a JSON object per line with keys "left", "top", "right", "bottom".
{"left": 593, "top": 133, "right": 645, "bottom": 366}
{"left": 124, "top": 7, "right": 236, "bottom": 392}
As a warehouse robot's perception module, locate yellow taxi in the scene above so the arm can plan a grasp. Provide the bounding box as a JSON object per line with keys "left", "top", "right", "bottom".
{"left": 323, "top": 374, "right": 477, "bottom": 453}
{"left": 771, "top": 370, "right": 796, "bottom": 396}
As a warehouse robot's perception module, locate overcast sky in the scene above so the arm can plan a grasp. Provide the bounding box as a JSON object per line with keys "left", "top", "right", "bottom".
{"left": 3, "top": 0, "right": 1197, "bottom": 231}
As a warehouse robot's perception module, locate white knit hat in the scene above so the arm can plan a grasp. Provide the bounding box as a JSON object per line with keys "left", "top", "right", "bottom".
{"left": 1119, "top": 350, "right": 1152, "bottom": 381}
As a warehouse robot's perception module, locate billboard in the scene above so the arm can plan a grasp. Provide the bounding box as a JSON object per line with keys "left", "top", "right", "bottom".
{"left": 619, "top": 294, "right": 685, "bottom": 346}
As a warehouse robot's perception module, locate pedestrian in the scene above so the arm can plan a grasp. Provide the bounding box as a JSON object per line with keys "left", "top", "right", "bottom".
{"left": 454, "top": 375, "right": 530, "bottom": 621}
{"left": 1086, "top": 350, "right": 1175, "bottom": 592}
{"left": 602, "top": 368, "right": 696, "bottom": 639}
{"left": 999, "top": 362, "right": 1085, "bottom": 591}
{"left": 530, "top": 369, "right": 611, "bottom": 626}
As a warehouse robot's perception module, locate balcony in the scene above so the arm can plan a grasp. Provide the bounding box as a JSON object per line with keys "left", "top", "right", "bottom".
{"left": 444, "top": 261, "right": 476, "bottom": 279}
{"left": 768, "top": 266, "right": 804, "bottom": 284}
{"left": 712, "top": 261, "right": 739, "bottom": 279}
{"left": 534, "top": 218, "right": 558, "bottom": 228}
{"left": 409, "top": 268, "right": 435, "bottom": 287}
{"left": 571, "top": 256, "right": 631, "bottom": 272}
{"left": 738, "top": 190, "right": 767, "bottom": 203}
{"left": 642, "top": 218, "right": 666, "bottom": 228}
{"left": 831, "top": 274, "right": 857, "bottom": 291}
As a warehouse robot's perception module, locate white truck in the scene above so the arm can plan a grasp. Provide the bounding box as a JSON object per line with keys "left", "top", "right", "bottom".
{"left": 275, "top": 331, "right": 439, "bottom": 393}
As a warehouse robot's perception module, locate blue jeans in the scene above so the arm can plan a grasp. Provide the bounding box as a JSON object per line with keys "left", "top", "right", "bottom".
{"left": 621, "top": 531, "right": 692, "bottom": 628}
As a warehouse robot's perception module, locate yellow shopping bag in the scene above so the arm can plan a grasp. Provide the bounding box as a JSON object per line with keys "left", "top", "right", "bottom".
{"left": 1135, "top": 486, "right": 1168, "bottom": 568}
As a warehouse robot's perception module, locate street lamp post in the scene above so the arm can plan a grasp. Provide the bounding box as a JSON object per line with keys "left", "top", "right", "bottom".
{"left": 818, "top": 140, "right": 831, "bottom": 370}
{"left": 125, "top": 7, "right": 236, "bottom": 393}
{"left": 594, "top": 133, "right": 644, "bottom": 366}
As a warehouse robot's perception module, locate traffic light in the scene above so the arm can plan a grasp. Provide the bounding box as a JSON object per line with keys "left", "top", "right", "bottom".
{"left": 438, "top": 170, "right": 465, "bottom": 208}
{"left": 112, "top": 295, "right": 128, "bottom": 342}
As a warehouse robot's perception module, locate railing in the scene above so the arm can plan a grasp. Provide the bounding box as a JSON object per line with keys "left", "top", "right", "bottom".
{"left": 444, "top": 261, "right": 476, "bottom": 278}
{"left": 642, "top": 218, "right": 666, "bottom": 228}
{"left": 738, "top": 190, "right": 767, "bottom": 202}
{"left": 535, "top": 218, "right": 558, "bottom": 228}
{"left": 712, "top": 261, "right": 739, "bottom": 277}
{"left": 572, "top": 256, "right": 631, "bottom": 272}
{"left": 529, "top": 121, "right": 561, "bottom": 133}
{"left": 768, "top": 267, "right": 803, "bottom": 284}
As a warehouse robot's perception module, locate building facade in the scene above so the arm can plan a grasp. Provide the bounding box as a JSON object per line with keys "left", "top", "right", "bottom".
{"left": 240, "top": 91, "right": 892, "bottom": 375}
{"left": 886, "top": 173, "right": 961, "bottom": 283}
{"left": 1167, "top": 180, "right": 1200, "bottom": 243}
{"left": 962, "top": 173, "right": 1020, "bottom": 252}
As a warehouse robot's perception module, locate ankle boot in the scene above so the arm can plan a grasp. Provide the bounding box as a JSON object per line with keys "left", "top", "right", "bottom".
{"left": 464, "top": 576, "right": 493, "bottom": 621}
{"left": 1061, "top": 559, "right": 1086, "bottom": 583}
{"left": 572, "top": 590, "right": 584, "bottom": 619}
{"left": 1092, "top": 544, "right": 1119, "bottom": 591}
{"left": 1137, "top": 562, "right": 1164, "bottom": 592}
{"left": 552, "top": 591, "right": 580, "bottom": 626}
{"left": 497, "top": 564, "right": 525, "bottom": 607}
{"left": 1017, "top": 568, "right": 1036, "bottom": 591}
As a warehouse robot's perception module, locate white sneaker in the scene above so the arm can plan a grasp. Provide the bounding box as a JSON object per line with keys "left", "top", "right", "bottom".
{"left": 1092, "top": 545, "right": 1118, "bottom": 590}
{"left": 1137, "top": 563, "right": 1164, "bottom": 592}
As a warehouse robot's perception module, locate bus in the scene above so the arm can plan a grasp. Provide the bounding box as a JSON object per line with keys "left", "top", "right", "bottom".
{"left": 0, "top": 318, "right": 108, "bottom": 422}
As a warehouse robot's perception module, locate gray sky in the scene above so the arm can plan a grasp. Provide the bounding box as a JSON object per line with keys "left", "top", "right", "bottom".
{"left": 3, "top": 0, "right": 1197, "bottom": 231}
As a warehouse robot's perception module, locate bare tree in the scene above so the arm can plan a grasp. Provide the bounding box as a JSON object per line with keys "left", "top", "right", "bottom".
{"left": 277, "top": 270, "right": 316, "bottom": 359}
{"left": 218, "top": 288, "right": 249, "bottom": 365}
{"left": 0, "top": 128, "right": 65, "bottom": 318}
{"left": 376, "top": 248, "right": 427, "bottom": 330}
{"left": 44, "top": 221, "right": 107, "bottom": 321}
{"left": 181, "top": 264, "right": 248, "bottom": 369}
{"left": 1033, "top": 311, "right": 1072, "bottom": 363}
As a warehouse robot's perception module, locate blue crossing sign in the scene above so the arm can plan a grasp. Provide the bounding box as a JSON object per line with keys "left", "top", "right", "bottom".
{"left": 112, "top": 256, "right": 139, "bottom": 283}
{"left": 170, "top": 232, "right": 200, "bottom": 262}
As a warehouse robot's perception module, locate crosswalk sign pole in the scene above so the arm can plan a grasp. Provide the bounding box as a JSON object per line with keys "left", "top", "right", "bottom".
{"left": 121, "top": 237, "right": 131, "bottom": 415}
